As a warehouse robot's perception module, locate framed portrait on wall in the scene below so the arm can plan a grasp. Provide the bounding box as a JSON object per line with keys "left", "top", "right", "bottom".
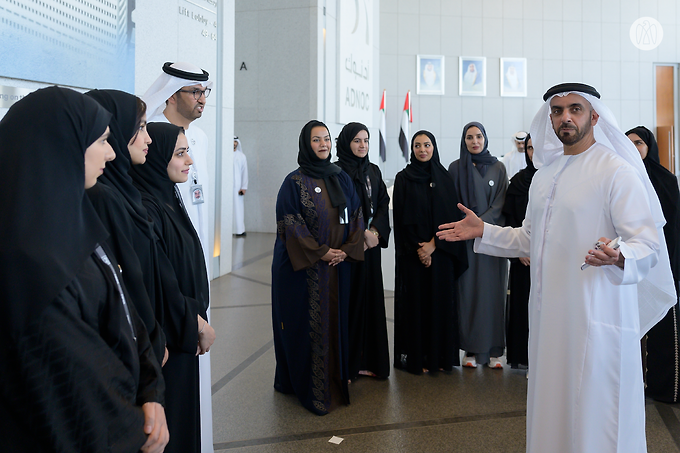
{"left": 417, "top": 55, "right": 445, "bottom": 95}
{"left": 500, "top": 58, "right": 527, "bottom": 97}
{"left": 459, "top": 56, "right": 486, "bottom": 96}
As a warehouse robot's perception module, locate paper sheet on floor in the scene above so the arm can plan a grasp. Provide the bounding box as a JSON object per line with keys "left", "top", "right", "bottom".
{"left": 328, "top": 436, "right": 343, "bottom": 444}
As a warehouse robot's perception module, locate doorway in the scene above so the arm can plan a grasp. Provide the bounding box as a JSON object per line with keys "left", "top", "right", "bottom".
{"left": 655, "top": 64, "right": 679, "bottom": 174}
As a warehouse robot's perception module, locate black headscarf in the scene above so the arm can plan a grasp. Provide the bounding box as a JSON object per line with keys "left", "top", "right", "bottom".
{"left": 84, "top": 89, "right": 154, "bottom": 239}
{"left": 130, "top": 122, "right": 184, "bottom": 208}
{"left": 626, "top": 126, "right": 680, "bottom": 281}
{"left": 336, "top": 122, "right": 371, "bottom": 219}
{"left": 401, "top": 131, "right": 460, "bottom": 221}
{"left": 0, "top": 86, "right": 111, "bottom": 340}
{"left": 130, "top": 122, "right": 210, "bottom": 313}
{"left": 506, "top": 133, "right": 536, "bottom": 197}
{"left": 397, "top": 130, "right": 468, "bottom": 272}
{"left": 455, "top": 122, "right": 499, "bottom": 212}
{"left": 298, "top": 120, "right": 347, "bottom": 219}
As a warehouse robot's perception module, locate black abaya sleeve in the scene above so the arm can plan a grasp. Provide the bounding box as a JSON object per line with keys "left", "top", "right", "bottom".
{"left": 368, "top": 164, "right": 391, "bottom": 248}
{"left": 0, "top": 254, "right": 162, "bottom": 452}
{"left": 144, "top": 201, "right": 202, "bottom": 354}
{"left": 87, "top": 183, "right": 166, "bottom": 365}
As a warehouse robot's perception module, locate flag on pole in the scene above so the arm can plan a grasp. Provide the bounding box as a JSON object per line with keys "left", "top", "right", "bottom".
{"left": 398, "top": 91, "right": 412, "bottom": 161}
{"left": 379, "top": 90, "right": 387, "bottom": 162}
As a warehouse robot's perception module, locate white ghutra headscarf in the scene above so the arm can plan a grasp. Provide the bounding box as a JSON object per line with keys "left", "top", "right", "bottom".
{"left": 142, "top": 62, "right": 213, "bottom": 120}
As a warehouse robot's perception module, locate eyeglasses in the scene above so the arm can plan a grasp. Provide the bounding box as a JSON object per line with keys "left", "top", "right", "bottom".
{"left": 177, "top": 88, "right": 211, "bottom": 100}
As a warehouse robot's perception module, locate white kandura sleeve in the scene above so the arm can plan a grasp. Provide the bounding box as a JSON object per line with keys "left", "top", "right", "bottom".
{"left": 474, "top": 219, "right": 531, "bottom": 258}
{"left": 241, "top": 155, "right": 248, "bottom": 191}
{"left": 602, "top": 166, "right": 660, "bottom": 286}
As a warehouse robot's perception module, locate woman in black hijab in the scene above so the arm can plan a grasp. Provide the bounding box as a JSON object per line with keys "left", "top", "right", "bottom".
{"left": 627, "top": 126, "right": 680, "bottom": 403}
{"left": 449, "top": 122, "right": 508, "bottom": 369}
{"left": 336, "top": 122, "right": 391, "bottom": 380}
{"left": 393, "top": 130, "right": 468, "bottom": 375}
{"left": 85, "top": 89, "right": 166, "bottom": 366}
{"left": 0, "top": 86, "right": 168, "bottom": 452}
{"left": 130, "top": 122, "right": 215, "bottom": 452}
{"left": 502, "top": 134, "right": 536, "bottom": 369}
{"left": 271, "top": 120, "right": 364, "bottom": 415}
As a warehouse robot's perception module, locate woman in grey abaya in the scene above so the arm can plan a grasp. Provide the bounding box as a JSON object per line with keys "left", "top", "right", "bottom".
{"left": 448, "top": 122, "right": 509, "bottom": 368}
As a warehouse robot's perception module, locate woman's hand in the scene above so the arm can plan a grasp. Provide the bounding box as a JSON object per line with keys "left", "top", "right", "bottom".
{"left": 321, "top": 248, "right": 346, "bottom": 266}
{"left": 417, "top": 238, "right": 436, "bottom": 267}
{"left": 162, "top": 347, "right": 169, "bottom": 366}
{"left": 140, "top": 402, "right": 169, "bottom": 453}
{"left": 364, "top": 229, "right": 380, "bottom": 249}
{"left": 197, "top": 315, "right": 216, "bottom": 355}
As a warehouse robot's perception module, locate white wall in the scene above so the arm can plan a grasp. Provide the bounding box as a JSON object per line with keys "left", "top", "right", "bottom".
{"left": 379, "top": 0, "right": 680, "bottom": 179}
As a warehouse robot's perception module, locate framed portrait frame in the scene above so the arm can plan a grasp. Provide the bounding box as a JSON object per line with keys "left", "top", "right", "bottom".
{"left": 500, "top": 58, "right": 527, "bottom": 97}
{"left": 416, "top": 55, "right": 445, "bottom": 95}
{"left": 459, "top": 56, "right": 486, "bottom": 96}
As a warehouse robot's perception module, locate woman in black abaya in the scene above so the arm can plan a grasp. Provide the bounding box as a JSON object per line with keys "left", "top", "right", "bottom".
{"left": 130, "top": 122, "right": 215, "bottom": 452}
{"left": 0, "top": 86, "right": 168, "bottom": 452}
{"left": 336, "top": 122, "right": 391, "bottom": 380}
{"left": 393, "top": 130, "right": 468, "bottom": 375}
{"left": 85, "top": 89, "right": 166, "bottom": 366}
{"left": 627, "top": 126, "right": 680, "bottom": 403}
{"left": 502, "top": 134, "right": 536, "bottom": 368}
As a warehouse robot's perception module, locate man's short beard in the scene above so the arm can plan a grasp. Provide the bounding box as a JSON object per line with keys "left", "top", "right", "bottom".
{"left": 555, "top": 112, "right": 591, "bottom": 146}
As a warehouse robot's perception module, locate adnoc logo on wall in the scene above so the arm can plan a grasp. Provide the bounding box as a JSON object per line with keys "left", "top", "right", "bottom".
{"left": 338, "top": 0, "right": 374, "bottom": 127}
{"left": 630, "top": 17, "right": 664, "bottom": 51}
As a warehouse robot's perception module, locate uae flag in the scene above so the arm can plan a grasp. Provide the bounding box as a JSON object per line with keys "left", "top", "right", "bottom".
{"left": 398, "top": 91, "right": 412, "bottom": 161}
{"left": 379, "top": 90, "right": 387, "bottom": 162}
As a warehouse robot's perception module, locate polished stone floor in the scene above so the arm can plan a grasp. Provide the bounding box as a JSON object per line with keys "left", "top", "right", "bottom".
{"left": 208, "top": 232, "right": 680, "bottom": 452}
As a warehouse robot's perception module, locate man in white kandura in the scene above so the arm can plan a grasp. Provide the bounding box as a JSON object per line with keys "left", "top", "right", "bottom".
{"left": 143, "top": 61, "right": 215, "bottom": 453}
{"left": 233, "top": 136, "right": 248, "bottom": 237}
{"left": 437, "top": 82, "right": 676, "bottom": 453}
{"left": 501, "top": 131, "right": 528, "bottom": 179}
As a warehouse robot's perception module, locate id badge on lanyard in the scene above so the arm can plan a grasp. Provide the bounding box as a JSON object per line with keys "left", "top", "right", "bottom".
{"left": 190, "top": 170, "right": 204, "bottom": 205}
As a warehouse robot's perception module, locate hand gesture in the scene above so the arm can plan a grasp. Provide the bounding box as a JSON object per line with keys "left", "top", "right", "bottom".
{"left": 436, "top": 204, "right": 484, "bottom": 242}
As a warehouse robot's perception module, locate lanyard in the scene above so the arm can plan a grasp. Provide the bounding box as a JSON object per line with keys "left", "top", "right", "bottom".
{"left": 94, "top": 245, "right": 137, "bottom": 342}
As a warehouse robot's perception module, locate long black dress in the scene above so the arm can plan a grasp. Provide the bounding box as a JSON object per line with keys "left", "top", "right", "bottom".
{"left": 393, "top": 130, "right": 468, "bottom": 375}
{"left": 85, "top": 89, "right": 166, "bottom": 365}
{"left": 336, "top": 122, "right": 391, "bottom": 380}
{"left": 501, "top": 140, "right": 536, "bottom": 368}
{"left": 131, "top": 122, "right": 209, "bottom": 452}
{"left": 627, "top": 126, "right": 680, "bottom": 402}
{"left": 0, "top": 87, "right": 164, "bottom": 452}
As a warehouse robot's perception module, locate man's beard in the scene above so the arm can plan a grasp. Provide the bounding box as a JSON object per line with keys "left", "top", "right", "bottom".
{"left": 555, "top": 121, "right": 589, "bottom": 146}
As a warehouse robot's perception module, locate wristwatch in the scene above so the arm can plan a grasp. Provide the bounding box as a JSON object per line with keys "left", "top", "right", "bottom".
{"left": 369, "top": 229, "right": 379, "bottom": 237}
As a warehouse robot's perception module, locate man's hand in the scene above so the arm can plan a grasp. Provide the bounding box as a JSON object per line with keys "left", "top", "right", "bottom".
{"left": 238, "top": 189, "right": 246, "bottom": 195}
{"left": 140, "top": 402, "right": 169, "bottom": 453}
{"left": 436, "top": 204, "right": 484, "bottom": 242}
{"left": 519, "top": 257, "right": 530, "bottom": 266}
{"left": 584, "top": 237, "right": 624, "bottom": 269}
